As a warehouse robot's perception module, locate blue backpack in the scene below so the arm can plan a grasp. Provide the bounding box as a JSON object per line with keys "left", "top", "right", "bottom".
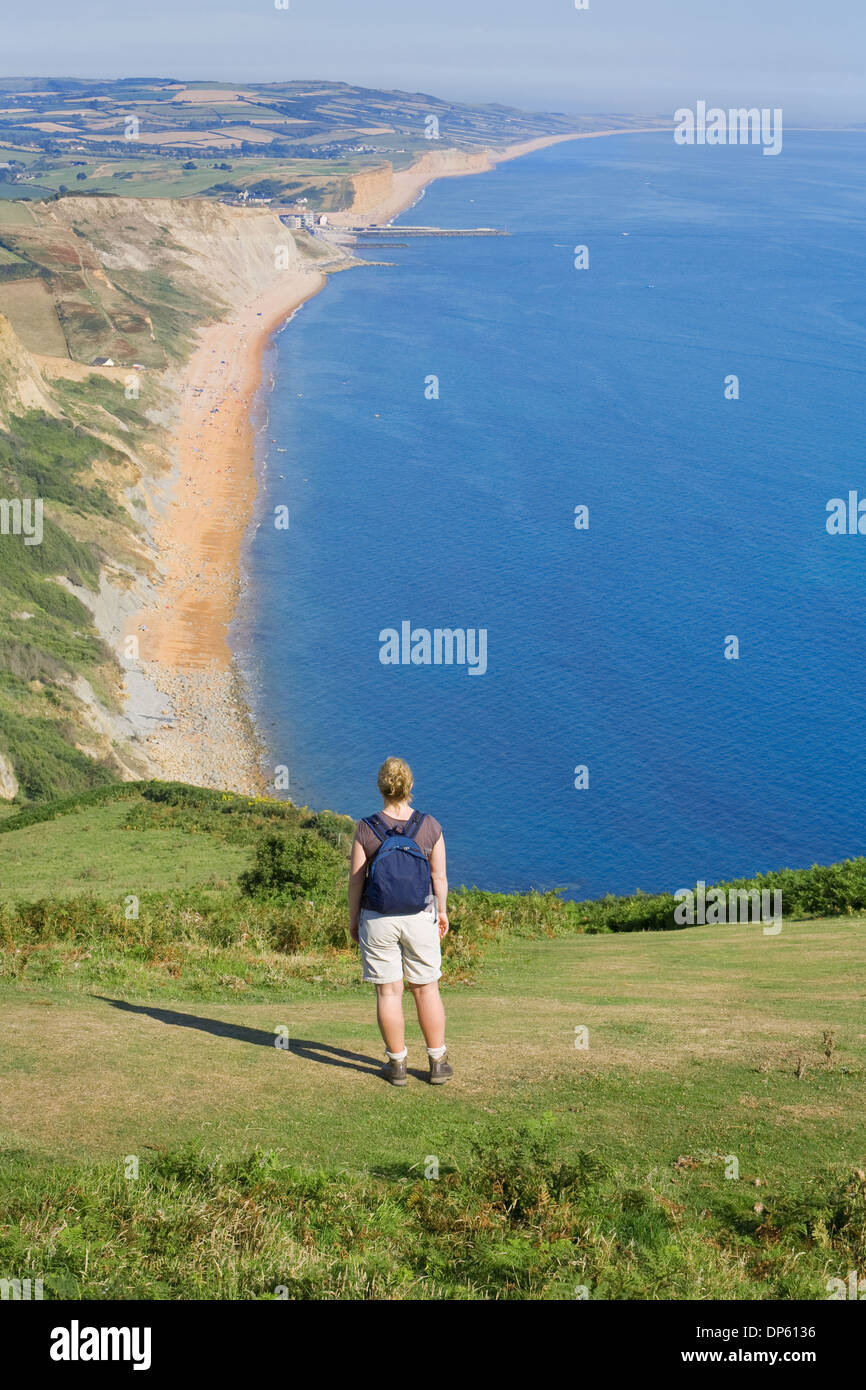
{"left": 361, "top": 810, "right": 433, "bottom": 916}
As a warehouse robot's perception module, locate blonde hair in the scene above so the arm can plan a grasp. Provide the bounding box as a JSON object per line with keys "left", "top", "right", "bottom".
{"left": 377, "top": 756, "right": 414, "bottom": 803}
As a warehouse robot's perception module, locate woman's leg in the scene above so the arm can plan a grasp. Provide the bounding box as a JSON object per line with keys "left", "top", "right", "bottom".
{"left": 407, "top": 981, "right": 445, "bottom": 1050}
{"left": 375, "top": 980, "right": 405, "bottom": 1053}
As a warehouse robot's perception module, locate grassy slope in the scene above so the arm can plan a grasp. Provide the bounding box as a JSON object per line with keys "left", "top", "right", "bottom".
{"left": 0, "top": 797, "right": 252, "bottom": 898}
{"left": 1, "top": 786, "right": 864, "bottom": 1298}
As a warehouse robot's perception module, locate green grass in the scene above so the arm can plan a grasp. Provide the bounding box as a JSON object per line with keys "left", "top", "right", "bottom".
{"left": 1, "top": 153, "right": 373, "bottom": 204}
{"left": 0, "top": 798, "right": 254, "bottom": 899}
{"left": 1, "top": 920, "right": 864, "bottom": 1298}
{"left": 0, "top": 781, "right": 865, "bottom": 1297}
{"left": 2, "top": 1110, "right": 862, "bottom": 1301}
{"left": 0, "top": 201, "right": 36, "bottom": 226}
{"left": 3, "top": 781, "right": 866, "bottom": 987}
{"left": 0, "top": 184, "right": 55, "bottom": 201}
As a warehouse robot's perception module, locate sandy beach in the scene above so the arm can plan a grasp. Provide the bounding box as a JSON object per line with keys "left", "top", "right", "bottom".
{"left": 127, "top": 261, "right": 333, "bottom": 792}
{"left": 131, "top": 128, "right": 662, "bottom": 793}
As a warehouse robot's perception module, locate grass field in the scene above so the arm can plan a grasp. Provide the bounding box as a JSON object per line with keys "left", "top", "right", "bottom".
{"left": 2, "top": 922, "right": 864, "bottom": 1299}
{"left": 1, "top": 784, "right": 864, "bottom": 1299}
{"left": 16, "top": 156, "right": 358, "bottom": 202}
{"left": 0, "top": 798, "right": 251, "bottom": 900}
{"left": 0, "top": 200, "right": 36, "bottom": 226}
{"left": 0, "top": 277, "right": 68, "bottom": 355}
{"left": 4, "top": 920, "right": 863, "bottom": 1167}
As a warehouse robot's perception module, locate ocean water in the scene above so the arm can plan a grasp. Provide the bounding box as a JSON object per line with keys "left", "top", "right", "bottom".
{"left": 234, "top": 132, "right": 866, "bottom": 897}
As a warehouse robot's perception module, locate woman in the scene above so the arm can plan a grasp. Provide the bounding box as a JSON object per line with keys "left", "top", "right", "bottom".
{"left": 348, "top": 756, "right": 452, "bottom": 1086}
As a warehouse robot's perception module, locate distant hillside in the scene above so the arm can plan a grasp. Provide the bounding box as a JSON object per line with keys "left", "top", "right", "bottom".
{"left": 0, "top": 77, "right": 664, "bottom": 206}
{"left": 0, "top": 76, "right": 639, "bottom": 156}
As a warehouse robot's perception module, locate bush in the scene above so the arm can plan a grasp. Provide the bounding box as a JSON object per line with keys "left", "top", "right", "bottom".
{"left": 239, "top": 832, "right": 346, "bottom": 903}
{"left": 466, "top": 1117, "right": 607, "bottom": 1220}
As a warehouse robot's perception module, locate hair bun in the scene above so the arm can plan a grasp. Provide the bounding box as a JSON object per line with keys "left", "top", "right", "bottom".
{"left": 377, "top": 756, "right": 414, "bottom": 801}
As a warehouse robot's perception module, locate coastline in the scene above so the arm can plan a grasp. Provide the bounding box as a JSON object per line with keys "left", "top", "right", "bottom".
{"left": 125, "top": 263, "right": 336, "bottom": 793}
{"left": 329, "top": 129, "right": 668, "bottom": 227}
{"left": 128, "top": 127, "right": 662, "bottom": 793}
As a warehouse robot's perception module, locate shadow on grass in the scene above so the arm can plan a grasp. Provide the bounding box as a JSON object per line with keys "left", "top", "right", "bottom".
{"left": 95, "top": 997, "right": 383, "bottom": 1076}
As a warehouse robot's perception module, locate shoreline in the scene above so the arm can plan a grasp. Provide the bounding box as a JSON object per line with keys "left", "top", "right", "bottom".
{"left": 329, "top": 129, "right": 667, "bottom": 228}
{"left": 127, "top": 127, "right": 663, "bottom": 793}
{"left": 125, "top": 261, "right": 336, "bottom": 793}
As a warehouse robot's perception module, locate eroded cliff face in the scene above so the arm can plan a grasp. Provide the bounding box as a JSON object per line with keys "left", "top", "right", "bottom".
{"left": 330, "top": 149, "right": 498, "bottom": 226}
{"left": 47, "top": 196, "right": 311, "bottom": 320}
{"left": 339, "top": 163, "right": 396, "bottom": 221}
{"left": 0, "top": 196, "right": 320, "bottom": 372}
{"left": 0, "top": 196, "right": 324, "bottom": 799}
{"left": 0, "top": 750, "right": 19, "bottom": 800}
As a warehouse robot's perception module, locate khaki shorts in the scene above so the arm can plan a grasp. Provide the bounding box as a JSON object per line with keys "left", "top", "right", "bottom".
{"left": 358, "top": 905, "right": 441, "bottom": 986}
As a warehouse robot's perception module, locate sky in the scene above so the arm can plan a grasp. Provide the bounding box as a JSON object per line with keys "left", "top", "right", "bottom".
{"left": 2, "top": 0, "right": 864, "bottom": 123}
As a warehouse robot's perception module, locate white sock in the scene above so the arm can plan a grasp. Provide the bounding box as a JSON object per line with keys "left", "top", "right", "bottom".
{"left": 386, "top": 1047, "right": 407, "bottom": 1062}
{"left": 427, "top": 1044, "right": 447, "bottom": 1060}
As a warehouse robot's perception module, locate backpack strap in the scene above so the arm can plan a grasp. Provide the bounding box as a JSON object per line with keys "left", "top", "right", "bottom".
{"left": 363, "top": 813, "right": 391, "bottom": 844}
{"left": 364, "top": 811, "right": 427, "bottom": 844}
{"left": 402, "top": 810, "right": 427, "bottom": 842}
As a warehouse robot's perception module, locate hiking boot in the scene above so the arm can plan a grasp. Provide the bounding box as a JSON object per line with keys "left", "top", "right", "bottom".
{"left": 382, "top": 1055, "right": 407, "bottom": 1086}
{"left": 428, "top": 1050, "right": 453, "bottom": 1085}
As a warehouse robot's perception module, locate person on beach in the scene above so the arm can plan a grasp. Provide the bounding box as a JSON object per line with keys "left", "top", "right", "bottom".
{"left": 348, "top": 757, "right": 452, "bottom": 1087}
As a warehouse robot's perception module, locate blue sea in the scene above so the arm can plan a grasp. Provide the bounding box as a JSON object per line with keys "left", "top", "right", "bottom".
{"left": 233, "top": 132, "right": 866, "bottom": 897}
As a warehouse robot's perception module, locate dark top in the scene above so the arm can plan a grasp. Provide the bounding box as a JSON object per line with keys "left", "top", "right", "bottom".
{"left": 355, "top": 811, "right": 443, "bottom": 864}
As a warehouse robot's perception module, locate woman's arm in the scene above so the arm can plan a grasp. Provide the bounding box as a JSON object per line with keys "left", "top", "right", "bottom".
{"left": 348, "top": 835, "right": 367, "bottom": 942}
{"left": 429, "top": 835, "right": 449, "bottom": 938}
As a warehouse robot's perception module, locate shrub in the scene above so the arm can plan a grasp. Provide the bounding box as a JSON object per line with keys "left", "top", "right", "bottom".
{"left": 239, "top": 832, "right": 346, "bottom": 903}
{"left": 466, "top": 1117, "right": 607, "bottom": 1220}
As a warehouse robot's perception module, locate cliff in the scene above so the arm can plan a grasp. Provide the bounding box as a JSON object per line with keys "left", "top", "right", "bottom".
{"left": 0, "top": 196, "right": 327, "bottom": 801}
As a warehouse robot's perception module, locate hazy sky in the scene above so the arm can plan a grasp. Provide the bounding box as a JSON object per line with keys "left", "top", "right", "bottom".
{"left": 3, "top": 0, "right": 864, "bottom": 122}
